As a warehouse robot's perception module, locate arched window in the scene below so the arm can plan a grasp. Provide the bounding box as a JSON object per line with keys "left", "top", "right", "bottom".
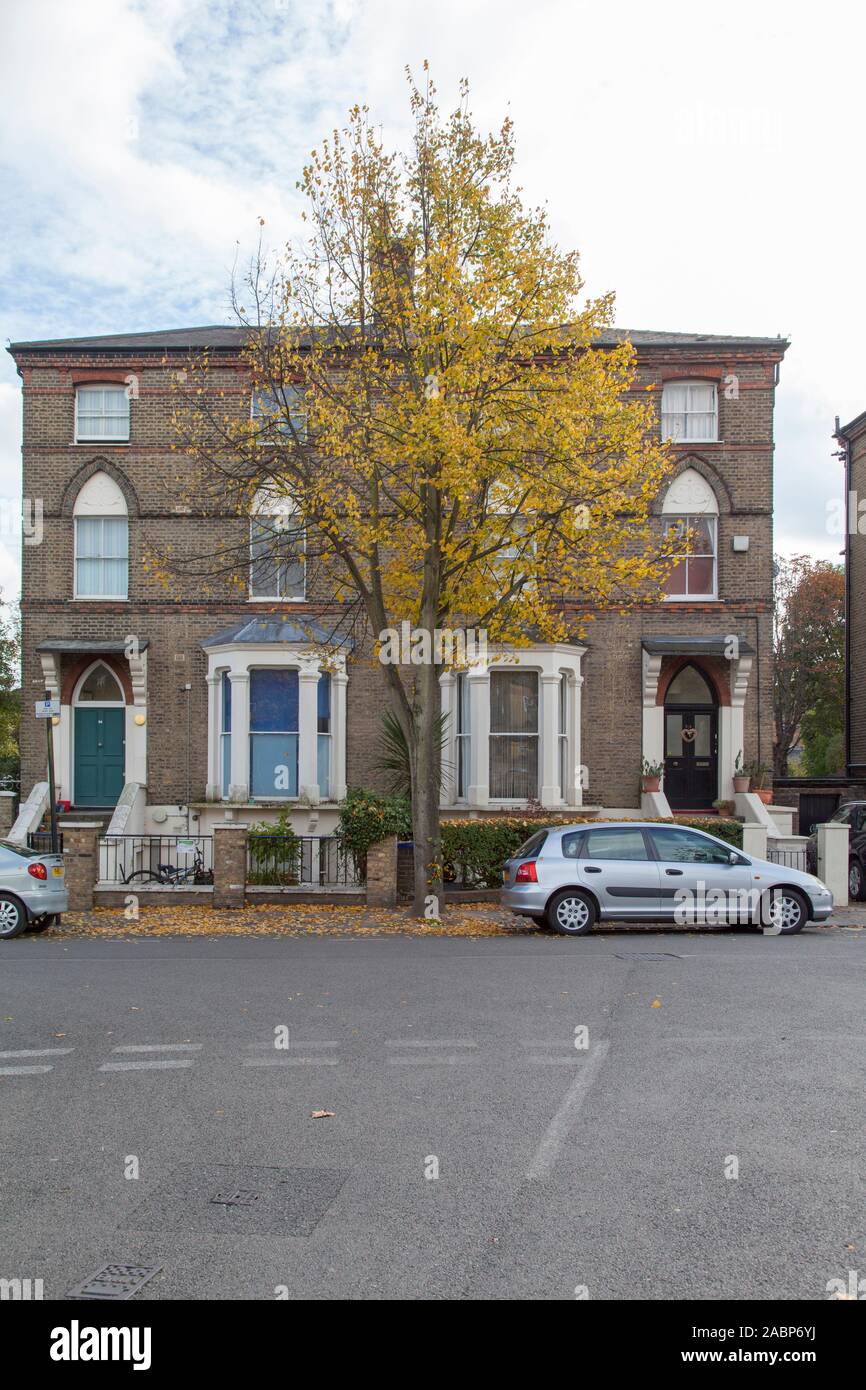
{"left": 661, "top": 467, "right": 718, "bottom": 600}
{"left": 665, "top": 664, "right": 715, "bottom": 705}
{"left": 73, "top": 471, "right": 129, "bottom": 599}
{"left": 250, "top": 490, "right": 305, "bottom": 600}
{"left": 661, "top": 381, "right": 718, "bottom": 442}
{"left": 75, "top": 662, "right": 124, "bottom": 703}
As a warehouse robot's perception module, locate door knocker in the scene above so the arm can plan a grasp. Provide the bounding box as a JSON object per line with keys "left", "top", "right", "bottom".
{"left": 681, "top": 727, "right": 697, "bottom": 744}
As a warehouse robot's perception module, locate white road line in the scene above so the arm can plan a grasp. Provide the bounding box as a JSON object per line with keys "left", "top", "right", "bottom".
{"left": 99, "top": 1060, "right": 194, "bottom": 1072}
{"left": 388, "top": 1056, "right": 474, "bottom": 1066}
{"left": 526, "top": 1040, "right": 611, "bottom": 1181}
{"left": 243, "top": 1057, "right": 340, "bottom": 1067}
{"left": 246, "top": 1041, "right": 339, "bottom": 1051}
{"left": 111, "top": 1044, "right": 202, "bottom": 1053}
{"left": 0, "top": 1065, "right": 54, "bottom": 1075}
{"left": 385, "top": 1040, "right": 477, "bottom": 1047}
{"left": 0, "top": 1048, "right": 74, "bottom": 1058}
{"left": 525, "top": 1057, "right": 586, "bottom": 1065}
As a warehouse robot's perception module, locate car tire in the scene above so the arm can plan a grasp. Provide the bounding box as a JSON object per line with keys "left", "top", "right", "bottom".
{"left": 763, "top": 887, "right": 809, "bottom": 935}
{"left": 0, "top": 894, "right": 28, "bottom": 940}
{"left": 547, "top": 888, "right": 597, "bottom": 936}
{"left": 849, "top": 858, "right": 864, "bottom": 901}
{"left": 27, "top": 913, "right": 58, "bottom": 932}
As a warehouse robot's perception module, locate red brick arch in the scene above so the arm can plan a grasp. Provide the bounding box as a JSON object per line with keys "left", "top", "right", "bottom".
{"left": 656, "top": 655, "right": 730, "bottom": 707}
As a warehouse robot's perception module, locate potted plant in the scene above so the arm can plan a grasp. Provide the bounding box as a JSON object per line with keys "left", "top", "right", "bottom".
{"left": 746, "top": 759, "right": 772, "bottom": 805}
{"left": 712, "top": 798, "right": 735, "bottom": 817}
{"left": 640, "top": 758, "right": 664, "bottom": 793}
{"left": 732, "top": 751, "right": 750, "bottom": 794}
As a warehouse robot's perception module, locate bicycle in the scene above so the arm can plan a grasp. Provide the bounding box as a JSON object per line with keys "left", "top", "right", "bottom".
{"left": 124, "top": 845, "right": 214, "bottom": 886}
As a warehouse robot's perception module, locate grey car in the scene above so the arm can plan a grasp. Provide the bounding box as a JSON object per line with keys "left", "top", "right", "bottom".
{"left": 0, "top": 840, "right": 68, "bottom": 939}
{"left": 501, "top": 821, "right": 834, "bottom": 936}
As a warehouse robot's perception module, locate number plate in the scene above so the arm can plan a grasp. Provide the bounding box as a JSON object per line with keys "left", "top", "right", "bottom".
{"left": 52, "top": 866, "right": 63, "bottom": 877}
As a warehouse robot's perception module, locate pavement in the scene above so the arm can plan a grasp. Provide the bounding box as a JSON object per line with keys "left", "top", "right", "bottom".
{"left": 0, "top": 925, "right": 863, "bottom": 1300}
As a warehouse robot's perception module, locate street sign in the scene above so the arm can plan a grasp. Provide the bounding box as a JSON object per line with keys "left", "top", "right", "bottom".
{"left": 35, "top": 698, "right": 60, "bottom": 719}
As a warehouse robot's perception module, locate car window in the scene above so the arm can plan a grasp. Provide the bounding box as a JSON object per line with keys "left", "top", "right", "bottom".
{"left": 0, "top": 841, "right": 36, "bottom": 860}
{"left": 648, "top": 827, "right": 731, "bottom": 865}
{"left": 832, "top": 807, "right": 850, "bottom": 824}
{"left": 583, "top": 828, "right": 649, "bottom": 861}
{"left": 513, "top": 830, "right": 547, "bottom": 859}
{"left": 561, "top": 832, "right": 585, "bottom": 859}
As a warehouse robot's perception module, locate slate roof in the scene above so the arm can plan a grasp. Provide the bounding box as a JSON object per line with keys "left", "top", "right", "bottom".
{"left": 201, "top": 618, "right": 352, "bottom": 650}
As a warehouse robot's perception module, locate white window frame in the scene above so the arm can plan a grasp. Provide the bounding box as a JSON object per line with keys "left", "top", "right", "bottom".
{"left": 249, "top": 513, "right": 306, "bottom": 601}
{"left": 73, "top": 515, "right": 129, "bottom": 600}
{"left": 661, "top": 381, "right": 718, "bottom": 444}
{"left": 251, "top": 386, "right": 307, "bottom": 442}
{"left": 489, "top": 669, "right": 540, "bottom": 802}
{"left": 74, "top": 384, "right": 130, "bottom": 443}
{"left": 662, "top": 512, "right": 718, "bottom": 601}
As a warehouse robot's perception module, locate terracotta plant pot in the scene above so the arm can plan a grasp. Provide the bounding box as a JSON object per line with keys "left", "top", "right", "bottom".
{"left": 733, "top": 776, "right": 750, "bottom": 793}
{"left": 755, "top": 788, "right": 772, "bottom": 805}
{"left": 641, "top": 776, "right": 661, "bottom": 793}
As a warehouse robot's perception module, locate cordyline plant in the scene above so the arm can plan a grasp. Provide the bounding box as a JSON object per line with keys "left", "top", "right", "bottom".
{"left": 170, "top": 68, "right": 677, "bottom": 916}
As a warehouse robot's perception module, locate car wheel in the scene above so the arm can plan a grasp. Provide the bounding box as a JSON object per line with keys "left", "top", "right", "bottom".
{"left": 0, "top": 894, "right": 27, "bottom": 940}
{"left": 763, "top": 887, "right": 809, "bottom": 935}
{"left": 26, "top": 913, "right": 58, "bottom": 932}
{"left": 547, "top": 889, "right": 597, "bottom": 936}
{"left": 849, "top": 859, "right": 864, "bottom": 901}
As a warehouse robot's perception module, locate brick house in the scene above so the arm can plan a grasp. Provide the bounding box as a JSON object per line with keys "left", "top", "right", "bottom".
{"left": 7, "top": 326, "right": 786, "bottom": 840}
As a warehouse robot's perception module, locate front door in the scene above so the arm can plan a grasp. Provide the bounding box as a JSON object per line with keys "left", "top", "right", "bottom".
{"left": 74, "top": 707, "right": 125, "bottom": 806}
{"left": 664, "top": 707, "right": 717, "bottom": 810}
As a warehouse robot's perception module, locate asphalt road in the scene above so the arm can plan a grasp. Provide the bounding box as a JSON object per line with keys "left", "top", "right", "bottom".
{"left": 1, "top": 927, "right": 863, "bottom": 1301}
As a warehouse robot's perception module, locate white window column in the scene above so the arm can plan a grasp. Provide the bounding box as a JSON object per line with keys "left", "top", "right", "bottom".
{"left": 330, "top": 669, "right": 348, "bottom": 801}
{"left": 642, "top": 648, "right": 665, "bottom": 774}
{"left": 564, "top": 671, "right": 584, "bottom": 807}
{"left": 297, "top": 663, "right": 320, "bottom": 798}
{"left": 205, "top": 673, "right": 222, "bottom": 800}
{"left": 228, "top": 671, "right": 250, "bottom": 802}
{"left": 466, "top": 666, "right": 490, "bottom": 807}
{"left": 539, "top": 672, "right": 562, "bottom": 807}
{"left": 439, "top": 672, "right": 456, "bottom": 806}
{"left": 721, "top": 652, "right": 753, "bottom": 801}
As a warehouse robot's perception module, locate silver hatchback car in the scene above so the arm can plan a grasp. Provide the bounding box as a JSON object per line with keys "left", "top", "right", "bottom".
{"left": 501, "top": 821, "right": 834, "bottom": 936}
{"left": 0, "top": 840, "right": 68, "bottom": 939}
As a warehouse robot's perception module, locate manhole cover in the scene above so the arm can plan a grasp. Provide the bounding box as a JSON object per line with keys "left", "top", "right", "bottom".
{"left": 614, "top": 951, "right": 681, "bottom": 960}
{"left": 68, "top": 1262, "right": 163, "bottom": 1301}
{"left": 128, "top": 1165, "right": 349, "bottom": 1238}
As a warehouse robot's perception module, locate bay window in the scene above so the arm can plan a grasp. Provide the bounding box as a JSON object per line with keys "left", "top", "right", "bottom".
{"left": 456, "top": 672, "right": 470, "bottom": 800}
{"left": 249, "top": 669, "right": 299, "bottom": 798}
{"left": 317, "top": 673, "right": 331, "bottom": 797}
{"left": 489, "top": 670, "right": 539, "bottom": 800}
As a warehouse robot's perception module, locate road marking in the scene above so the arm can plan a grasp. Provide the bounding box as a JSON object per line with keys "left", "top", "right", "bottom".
{"left": 0, "top": 1064, "right": 53, "bottom": 1075}
{"left": 246, "top": 1041, "right": 339, "bottom": 1051}
{"left": 388, "top": 1056, "right": 474, "bottom": 1065}
{"left": 526, "top": 1040, "right": 611, "bottom": 1181}
{"left": 243, "top": 1057, "right": 340, "bottom": 1067}
{"left": 99, "top": 1060, "right": 194, "bottom": 1072}
{"left": 0, "top": 1048, "right": 74, "bottom": 1058}
{"left": 110, "top": 1044, "right": 202, "bottom": 1053}
{"left": 385, "top": 1040, "right": 477, "bottom": 1047}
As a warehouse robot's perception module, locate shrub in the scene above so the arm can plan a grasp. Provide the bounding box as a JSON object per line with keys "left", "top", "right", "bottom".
{"left": 247, "top": 808, "right": 302, "bottom": 885}
{"left": 335, "top": 786, "right": 412, "bottom": 876}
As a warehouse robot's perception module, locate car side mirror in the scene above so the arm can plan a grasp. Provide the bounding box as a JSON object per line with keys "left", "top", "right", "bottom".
{"left": 809, "top": 824, "right": 816, "bottom": 835}
{"left": 729, "top": 850, "right": 740, "bottom": 865}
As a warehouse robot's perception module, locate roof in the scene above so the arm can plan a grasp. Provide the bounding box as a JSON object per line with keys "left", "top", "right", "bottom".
{"left": 7, "top": 325, "right": 789, "bottom": 354}
{"left": 641, "top": 635, "right": 755, "bottom": 657}
{"left": 201, "top": 617, "right": 353, "bottom": 650}
{"left": 837, "top": 408, "right": 866, "bottom": 441}
{"left": 35, "top": 639, "right": 150, "bottom": 654}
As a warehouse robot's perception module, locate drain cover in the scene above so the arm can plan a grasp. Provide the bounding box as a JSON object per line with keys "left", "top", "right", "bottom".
{"left": 210, "top": 1189, "right": 261, "bottom": 1207}
{"left": 68, "top": 1262, "right": 163, "bottom": 1301}
{"left": 614, "top": 951, "right": 681, "bottom": 960}
{"left": 128, "top": 1164, "right": 349, "bottom": 1238}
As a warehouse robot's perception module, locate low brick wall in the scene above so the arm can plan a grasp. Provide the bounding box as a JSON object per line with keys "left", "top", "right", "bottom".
{"left": 366, "top": 835, "right": 397, "bottom": 907}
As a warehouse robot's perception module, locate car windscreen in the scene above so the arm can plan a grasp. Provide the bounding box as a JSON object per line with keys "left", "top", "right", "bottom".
{"left": 0, "top": 840, "right": 39, "bottom": 859}
{"left": 513, "top": 830, "right": 548, "bottom": 859}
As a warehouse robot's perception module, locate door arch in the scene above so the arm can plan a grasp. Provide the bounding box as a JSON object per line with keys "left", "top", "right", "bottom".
{"left": 663, "top": 663, "right": 718, "bottom": 810}
{"left": 73, "top": 662, "right": 126, "bottom": 807}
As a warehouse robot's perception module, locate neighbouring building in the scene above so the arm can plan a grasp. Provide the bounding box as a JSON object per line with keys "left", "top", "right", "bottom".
{"left": 8, "top": 326, "right": 786, "bottom": 842}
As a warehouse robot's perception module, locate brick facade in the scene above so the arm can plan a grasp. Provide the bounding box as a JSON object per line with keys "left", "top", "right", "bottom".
{"left": 838, "top": 409, "right": 866, "bottom": 774}
{"left": 8, "top": 326, "right": 786, "bottom": 827}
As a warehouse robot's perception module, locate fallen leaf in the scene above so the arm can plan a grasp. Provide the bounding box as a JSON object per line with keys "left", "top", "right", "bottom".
{"left": 651, "top": 998, "right": 662, "bottom": 1009}
{"left": 311, "top": 1109, "right": 335, "bottom": 1119}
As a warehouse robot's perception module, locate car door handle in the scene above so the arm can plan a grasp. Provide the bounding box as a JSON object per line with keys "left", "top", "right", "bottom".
{"left": 664, "top": 868, "right": 684, "bottom": 875}
{"left": 584, "top": 866, "right": 602, "bottom": 873}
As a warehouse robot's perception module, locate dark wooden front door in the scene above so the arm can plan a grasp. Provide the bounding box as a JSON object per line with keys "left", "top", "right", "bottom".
{"left": 664, "top": 707, "right": 717, "bottom": 810}
{"left": 74, "top": 707, "right": 125, "bottom": 807}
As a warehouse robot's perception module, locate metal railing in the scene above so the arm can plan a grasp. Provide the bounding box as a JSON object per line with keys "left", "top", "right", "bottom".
{"left": 27, "top": 831, "right": 64, "bottom": 854}
{"left": 767, "top": 845, "right": 809, "bottom": 872}
{"left": 247, "top": 834, "right": 363, "bottom": 888}
{"left": 98, "top": 835, "right": 214, "bottom": 885}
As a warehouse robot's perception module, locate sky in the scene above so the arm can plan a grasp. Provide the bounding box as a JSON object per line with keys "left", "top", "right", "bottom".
{"left": 1, "top": 0, "right": 862, "bottom": 605}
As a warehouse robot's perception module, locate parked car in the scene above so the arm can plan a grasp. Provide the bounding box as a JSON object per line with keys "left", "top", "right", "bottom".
{"left": 805, "top": 801, "right": 866, "bottom": 900}
{"left": 501, "top": 821, "right": 833, "bottom": 936}
{"left": 0, "top": 840, "right": 67, "bottom": 939}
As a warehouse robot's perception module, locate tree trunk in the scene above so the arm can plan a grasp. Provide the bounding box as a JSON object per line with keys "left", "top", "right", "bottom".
{"left": 409, "top": 656, "right": 443, "bottom": 919}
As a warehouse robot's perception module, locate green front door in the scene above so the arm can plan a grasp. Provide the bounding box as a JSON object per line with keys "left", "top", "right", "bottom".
{"left": 74, "top": 707, "right": 125, "bottom": 806}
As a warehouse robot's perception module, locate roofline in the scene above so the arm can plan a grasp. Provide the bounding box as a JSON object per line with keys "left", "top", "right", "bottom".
{"left": 837, "top": 407, "right": 866, "bottom": 441}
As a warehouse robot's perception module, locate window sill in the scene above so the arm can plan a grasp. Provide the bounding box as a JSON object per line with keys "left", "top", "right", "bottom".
{"left": 247, "top": 596, "right": 306, "bottom": 603}
{"left": 663, "top": 595, "right": 719, "bottom": 603}
{"left": 71, "top": 441, "right": 131, "bottom": 447}
{"left": 72, "top": 596, "right": 130, "bottom": 603}
{"left": 663, "top": 438, "right": 722, "bottom": 446}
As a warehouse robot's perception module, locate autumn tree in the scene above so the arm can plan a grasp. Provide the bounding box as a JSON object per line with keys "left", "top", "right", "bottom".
{"left": 173, "top": 71, "right": 676, "bottom": 915}
{"left": 773, "top": 554, "right": 844, "bottom": 777}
